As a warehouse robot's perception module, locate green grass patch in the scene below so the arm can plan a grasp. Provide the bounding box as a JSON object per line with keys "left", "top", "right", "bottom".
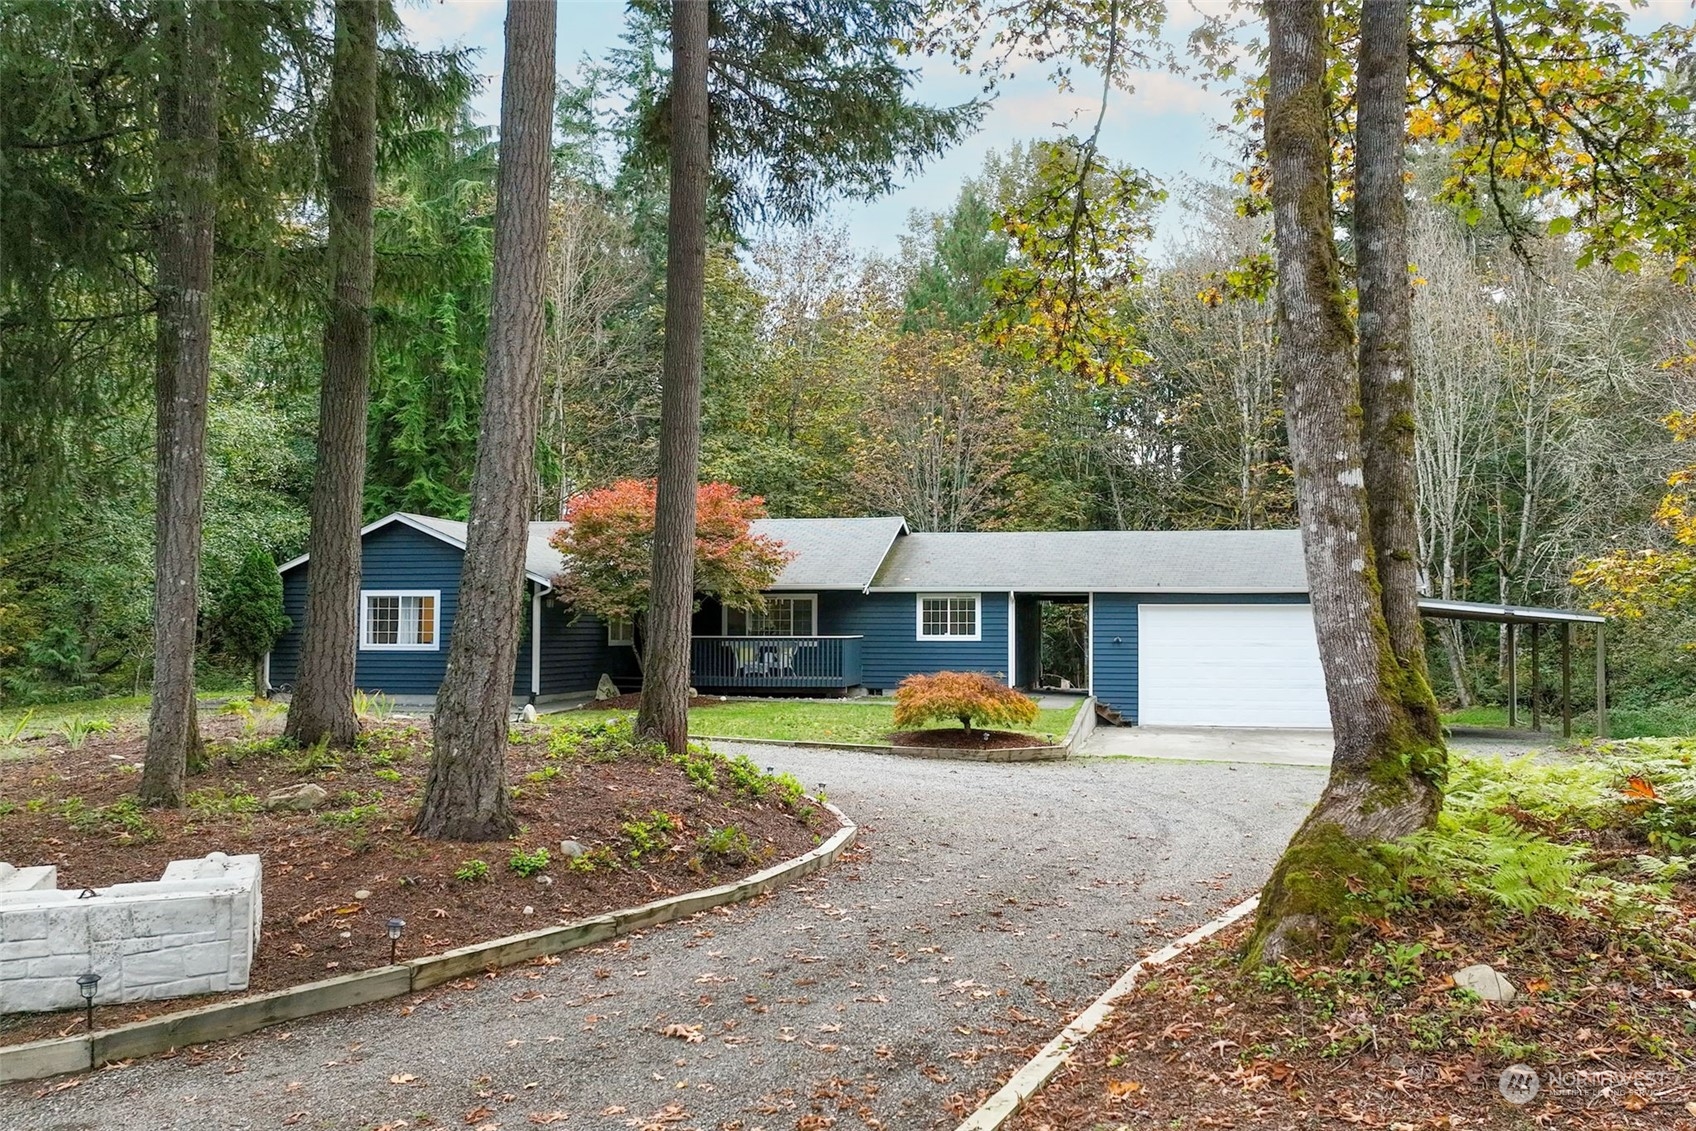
{"left": 0, "top": 691, "right": 235, "bottom": 739}
{"left": 1443, "top": 701, "right": 1696, "bottom": 740}
{"left": 552, "top": 697, "right": 1080, "bottom": 746}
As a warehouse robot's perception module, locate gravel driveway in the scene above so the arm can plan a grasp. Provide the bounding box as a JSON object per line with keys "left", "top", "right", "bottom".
{"left": 2, "top": 745, "right": 1325, "bottom": 1131}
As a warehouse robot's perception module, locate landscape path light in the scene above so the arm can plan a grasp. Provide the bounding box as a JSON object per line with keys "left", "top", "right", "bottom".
{"left": 387, "top": 917, "right": 406, "bottom": 964}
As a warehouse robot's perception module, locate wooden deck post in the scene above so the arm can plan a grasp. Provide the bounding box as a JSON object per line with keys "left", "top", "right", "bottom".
{"left": 1530, "top": 622, "right": 1540, "bottom": 732}
{"left": 1595, "top": 623, "right": 1609, "bottom": 739}
{"left": 1506, "top": 622, "right": 1517, "bottom": 729}
{"left": 1561, "top": 622, "right": 1573, "bottom": 738}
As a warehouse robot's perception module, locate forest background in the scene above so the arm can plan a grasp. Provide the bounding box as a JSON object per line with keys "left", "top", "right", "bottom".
{"left": 5, "top": 0, "right": 1694, "bottom": 737}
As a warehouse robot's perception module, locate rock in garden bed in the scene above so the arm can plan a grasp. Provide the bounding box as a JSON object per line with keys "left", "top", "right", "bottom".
{"left": 0, "top": 709, "right": 828, "bottom": 1048}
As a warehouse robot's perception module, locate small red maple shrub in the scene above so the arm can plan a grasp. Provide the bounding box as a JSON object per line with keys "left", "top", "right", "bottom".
{"left": 548, "top": 480, "right": 792, "bottom": 632}
{"left": 892, "top": 671, "right": 1039, "bottom": 734}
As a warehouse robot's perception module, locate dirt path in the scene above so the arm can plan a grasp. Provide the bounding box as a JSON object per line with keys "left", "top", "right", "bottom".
{"left": 2, "top": 745, "right": 1325, "bottom": 1131}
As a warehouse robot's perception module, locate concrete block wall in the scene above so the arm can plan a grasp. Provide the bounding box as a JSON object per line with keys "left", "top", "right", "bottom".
{"left": 0, "top": 853, "right": 262, "bottom": 1014}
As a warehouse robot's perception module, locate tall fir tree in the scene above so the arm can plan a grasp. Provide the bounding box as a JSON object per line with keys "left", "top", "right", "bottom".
{"left": 415, "top": 0, "right": 556, "bottom": 841}
{"left": 286, "top": 0, "right": 380, "bottom": 749}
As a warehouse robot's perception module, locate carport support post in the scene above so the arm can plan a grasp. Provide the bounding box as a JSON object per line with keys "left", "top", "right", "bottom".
{"left": 1506, "top": 622, "right": 1517, "bottom": 729}
{"left": 1530, "top": 622, "right": 1540, "bottom": 732}
{"left": 1561, "top": 623, "right": 1573, "bottom": 738}
{"left": 1595, "top": 623, "right": 1609, "bottom": 739}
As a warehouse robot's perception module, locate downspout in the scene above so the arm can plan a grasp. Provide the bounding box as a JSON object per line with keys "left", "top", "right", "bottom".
{"left": 530, "top": 587, "right": 542, "bottom": 705}
{"left": 1007, "top": 591, "right": 1016, "bottom": 688}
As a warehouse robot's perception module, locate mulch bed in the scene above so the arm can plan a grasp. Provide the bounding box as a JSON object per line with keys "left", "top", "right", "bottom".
{"left": 889, "top": 728, "right": 1057, "bottom": 750}
{"left": 0, "top": 710, "right": 827, "bottom": 1048}
{"left": 1005, "top": 904, "right": 1696, "bottom": 1131}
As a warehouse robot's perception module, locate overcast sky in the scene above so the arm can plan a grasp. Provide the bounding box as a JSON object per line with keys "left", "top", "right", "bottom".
{"left": 396, "top": 0, "right": 1693, "bottom": 257}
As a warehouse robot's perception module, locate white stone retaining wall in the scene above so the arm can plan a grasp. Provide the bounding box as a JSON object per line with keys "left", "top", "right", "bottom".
{"left": 0, "top": 853, "right": 262, "bottom": 1013}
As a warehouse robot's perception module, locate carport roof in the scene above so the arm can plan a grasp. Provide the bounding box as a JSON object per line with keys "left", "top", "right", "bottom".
{"left": 869, "top": 528, "right": 1309, "bottom": 592}
{"left": 1417, "top": 598, "right": 1605, "bottom": 625}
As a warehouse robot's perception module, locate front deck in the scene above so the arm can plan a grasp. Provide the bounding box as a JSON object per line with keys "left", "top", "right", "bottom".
{"left": 690, "top": 635, "right": 864, "bottom": 691}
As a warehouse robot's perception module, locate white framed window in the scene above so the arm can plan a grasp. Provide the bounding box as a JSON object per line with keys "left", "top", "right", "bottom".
{"left": 360, "top": 590, "right": 440, "bottom": 650}
{"left": 917, "top": 593, "right": 980, "bottom": 641}
{"left": 607, "top": 616, "right": 635, "bottom": 646}
{"left": 724, "top": 594, "right": 817, "bottom": 637}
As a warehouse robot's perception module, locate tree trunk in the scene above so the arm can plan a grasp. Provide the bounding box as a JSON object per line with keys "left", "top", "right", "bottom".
{"left": 415, "top": 0, "right": 556, "bottom": 841}
{"left": 141, "top": 0, "right": 218, "bottom": 807}
{"left": 1245, "top": 0, "right": 1443, "bottom": 965}
{"left": 1355, "top": 0, "right": 1442, "bottom": 746}
{"left": 635, "top": 0, "right": 710, "bottom": 755}
{"left": 285, "top": 0, "right": 378, "bottom": 750}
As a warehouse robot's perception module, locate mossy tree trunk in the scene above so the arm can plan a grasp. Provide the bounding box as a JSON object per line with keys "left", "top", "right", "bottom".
{"left": 415, "top": 0, "right": 555, "bottom": 841}
{"left": 1247, "top": 0, "right": 1445, "bottom": 964}
{"left": 285, "top": 0, "right": 378, "bottom": 751}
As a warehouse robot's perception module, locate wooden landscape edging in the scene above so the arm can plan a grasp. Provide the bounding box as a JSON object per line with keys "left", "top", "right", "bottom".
{"left": 1, "top": 802, "right": 856, "bottom": 1086}
{"left": 953, "top": 895, "right": 1261, "bottom": 1131}
{"left": 692, "top": 696, "right": 1096, "bottom": 763}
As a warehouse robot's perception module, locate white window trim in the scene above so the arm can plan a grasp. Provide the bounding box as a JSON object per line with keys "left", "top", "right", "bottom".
{"left": 607, "top": 615, "right": 635, "bottom": 647}
{"left": 916, "top": 592, "right": 982, "bottom": 642}
{"left": 360, "top": 589, "right": 442, "bottom": 651}
{"left": 723, "top": 593, "right": 818, "bottom": 637}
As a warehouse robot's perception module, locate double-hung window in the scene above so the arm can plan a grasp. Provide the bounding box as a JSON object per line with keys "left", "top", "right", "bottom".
{"left": 607, "top": 616, "right": 635, "bottom": 646}
{"left": 724, "top": 595, "right": 817, "bottom": 636}
{"left": 361, "top": 591, "right": 439, "bottom": 650}
{"left": 917, "top": 594, "right": 980, "bottom": 641}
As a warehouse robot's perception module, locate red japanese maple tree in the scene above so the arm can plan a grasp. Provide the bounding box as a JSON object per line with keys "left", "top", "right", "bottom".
{"left": 548, "top": 480, "right": 792, "bottom": 656}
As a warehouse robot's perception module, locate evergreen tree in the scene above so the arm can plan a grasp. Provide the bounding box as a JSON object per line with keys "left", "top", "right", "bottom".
{"left": 142, "top": 0, "right": 221, "bottom": 807}
{"left": 619, "top": 0, "right": 983, "bottom": 753}
{"left": 286, "top": 0, "right": 380, "bottom": 750}
{"left": 215, "top": 549, "right": 292, "bottom": 695}
{"left": 415, "top": 0, "right": 556, "bottom": 841}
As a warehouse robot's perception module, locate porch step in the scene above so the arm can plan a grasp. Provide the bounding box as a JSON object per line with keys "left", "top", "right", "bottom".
{"left": 1094, "top": 701, "right": 1126, "bottom": 727}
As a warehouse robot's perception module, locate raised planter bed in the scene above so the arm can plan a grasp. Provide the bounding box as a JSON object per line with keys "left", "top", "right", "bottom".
{"left": 1, "top": 802, "right": 856, "bottom": 1084}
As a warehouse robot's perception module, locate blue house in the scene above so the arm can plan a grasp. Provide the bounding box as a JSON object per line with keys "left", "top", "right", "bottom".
{"left": 268, "top": 513, "right": 1336, "bottom": 728}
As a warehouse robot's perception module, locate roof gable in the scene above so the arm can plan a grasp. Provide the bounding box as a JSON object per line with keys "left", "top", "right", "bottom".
{"left": 278, "top": 513, "right": 560, "bottom": 588}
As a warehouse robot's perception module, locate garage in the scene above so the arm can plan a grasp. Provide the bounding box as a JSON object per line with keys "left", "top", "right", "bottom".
{"left": 1136, "top": 603, "right": 1331, "bottom": 728}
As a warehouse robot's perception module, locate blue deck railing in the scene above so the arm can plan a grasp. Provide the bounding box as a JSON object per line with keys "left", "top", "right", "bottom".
{"left": 691, "top": 635, "right": 864, "bottom": 690}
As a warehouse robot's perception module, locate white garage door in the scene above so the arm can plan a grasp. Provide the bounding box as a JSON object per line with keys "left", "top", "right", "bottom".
{"left": 1137, "top": 604, "right": 1331, "bottom": 728}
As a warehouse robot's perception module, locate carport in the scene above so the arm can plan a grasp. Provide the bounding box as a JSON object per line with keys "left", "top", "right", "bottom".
{"left": 1417, "top": 598, "right": 1608, "bottom": 738}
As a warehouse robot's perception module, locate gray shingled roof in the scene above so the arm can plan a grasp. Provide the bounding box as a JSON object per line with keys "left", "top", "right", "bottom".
{"left": 282, "top": 512, "right": 1307, "bottom": 595}
{"left": 749, "top": 516, "right": 909, "bottom": 590}
{"left": 400, "top": 515, "right": 567, "bottom": 586}
{"left": 277, "top": 513, "right": 564, "bottom": 586}
{"left": 870, "top": 529, "right": 1309, "bottom": 592}
{"left": 523, "top": 517, "right": 908, "bottom": 591}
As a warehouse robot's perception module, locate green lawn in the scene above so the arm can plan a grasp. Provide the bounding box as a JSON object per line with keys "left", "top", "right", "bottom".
{"left": 0, "top": 691, "right": 239, "bottom": 739}
{"left": 1442, "top": 702, "right": 1696, "bottom": 740}
{"left": 553, "top": 697, "right": 1083, "bottom": 746}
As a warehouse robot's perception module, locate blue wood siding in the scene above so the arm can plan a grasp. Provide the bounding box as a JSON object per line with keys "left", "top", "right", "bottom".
{"left": 1089, "top": 593, "right": 1311, "bottom": 722}
{"left": 269, "top": 523, "right": 466, "bottom": 697}
{"left": 538, "top": 597, "right": 641, "bottom": 696}
{"left": 835, "top": 591, "right": 1008, "bottom": 691}
{"left": 271, "top": 567, "right": 309, "bottom": 690}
